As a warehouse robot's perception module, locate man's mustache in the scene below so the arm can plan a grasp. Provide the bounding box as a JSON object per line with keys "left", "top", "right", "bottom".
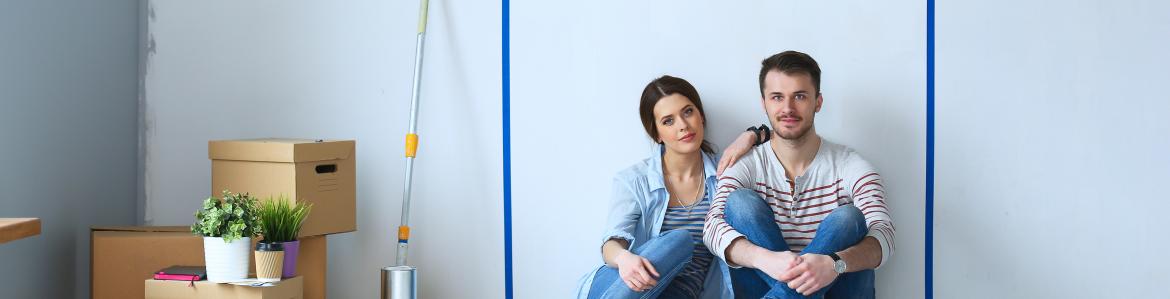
{"left": 775, "top": 114, "right": 803, "bottom": 122}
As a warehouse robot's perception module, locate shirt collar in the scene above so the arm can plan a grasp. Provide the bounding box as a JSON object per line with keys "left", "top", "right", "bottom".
{"left": 647, "top": 145, "right": 718, "bottom": 192}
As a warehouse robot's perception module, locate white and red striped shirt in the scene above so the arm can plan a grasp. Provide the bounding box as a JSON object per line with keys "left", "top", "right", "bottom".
{"left": 703, "top": 139, "right": 895, "bottom": 268}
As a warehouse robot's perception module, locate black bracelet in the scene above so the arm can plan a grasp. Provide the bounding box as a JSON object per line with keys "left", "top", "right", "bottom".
{"left": 745, "top": 126, "right": 762, "bottom": 144}
{"left": 745, "top": 125, "right": 768, "bottom": 146}
{"left": 756, "top": 124, "right": 771, "bottom": 145}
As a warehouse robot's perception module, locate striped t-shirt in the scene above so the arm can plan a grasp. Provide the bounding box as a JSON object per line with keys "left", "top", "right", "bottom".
{"left": 703, "top": 139, "right": 895, "bottom": 267}
{"left": 661, "top": 196, "right": 713, "bottom": 298}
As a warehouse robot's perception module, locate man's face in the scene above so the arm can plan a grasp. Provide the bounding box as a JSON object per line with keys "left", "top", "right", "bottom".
{"left": 761, "top": 70, "right": 822, "bottom": 141}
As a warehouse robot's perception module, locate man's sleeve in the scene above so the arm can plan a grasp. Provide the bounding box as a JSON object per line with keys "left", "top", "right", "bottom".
{"left": 845, "top": 156, "right": 895, "bottom": 268}
{"left": 704, "top": 153, "right": 755, "bottom": 267}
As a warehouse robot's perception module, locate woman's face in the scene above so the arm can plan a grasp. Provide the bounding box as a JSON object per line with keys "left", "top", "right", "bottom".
{"left": 652, "top": 93, "right": 705, "bottom": 155}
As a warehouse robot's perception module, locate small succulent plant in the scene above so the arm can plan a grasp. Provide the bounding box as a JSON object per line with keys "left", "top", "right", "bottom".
{"left": 256, "top": 195, "right": 312, "bottom": 243}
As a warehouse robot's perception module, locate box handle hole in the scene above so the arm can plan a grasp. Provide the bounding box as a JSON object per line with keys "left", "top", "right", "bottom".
{"left": 315, "top": 164, "right": 337, "bottom": 174}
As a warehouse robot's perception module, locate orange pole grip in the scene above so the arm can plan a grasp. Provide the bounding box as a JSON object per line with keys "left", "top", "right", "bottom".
{"left": 405, "top": 133, "right": 419, "bottom": 157}
{"left": 397, "top": 225, "right": 411, "bottom": 241}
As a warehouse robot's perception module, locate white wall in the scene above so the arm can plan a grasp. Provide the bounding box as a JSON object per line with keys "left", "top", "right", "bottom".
{"left": 935, "top": 1, "right": 1170, "bottom": 298}
{"left": 511, "top": 1, "right": 925, "bottom": 298}
{"left": 0, "top": 1, "right": 140, "bottom": 298}
{"left": 141, "top": 1, "right": 502, "bottom": 298}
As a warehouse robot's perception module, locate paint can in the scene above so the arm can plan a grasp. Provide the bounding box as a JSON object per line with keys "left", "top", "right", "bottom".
{"left": 381, "top": 265, "right": 416, "bottom": 299}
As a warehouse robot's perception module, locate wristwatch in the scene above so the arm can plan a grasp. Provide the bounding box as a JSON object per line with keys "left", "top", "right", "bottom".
{"left": 828, "top": 253, "right": 847, "bottom": 274}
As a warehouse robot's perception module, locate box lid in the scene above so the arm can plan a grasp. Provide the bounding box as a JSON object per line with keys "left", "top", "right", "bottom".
{"left": 92, "top": 226, "right": 191, "bottom": 233}
{"left": 209, "top": 139, "right": 354, "bottom": 163}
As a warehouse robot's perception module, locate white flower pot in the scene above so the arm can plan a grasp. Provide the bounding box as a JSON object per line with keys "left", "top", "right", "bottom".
{"left": 203, "top": 236, "right": 251, "bottom": 283}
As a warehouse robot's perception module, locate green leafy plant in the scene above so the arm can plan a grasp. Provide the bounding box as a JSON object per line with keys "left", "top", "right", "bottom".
{"left": 191, "top": 190, "right": 262, "bottom": 243}
{"left": 256, "top": 195, "right": 312, "bottom": 243}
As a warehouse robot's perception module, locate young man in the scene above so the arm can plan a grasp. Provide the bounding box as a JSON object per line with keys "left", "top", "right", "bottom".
{"left": 703, "top": 51, "right": 894, "bottom": 298}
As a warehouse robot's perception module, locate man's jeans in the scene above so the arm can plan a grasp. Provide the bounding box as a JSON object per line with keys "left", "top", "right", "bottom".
{"left": 724, "top": 189, "right": 875, "bottom": 299}
{"left": 587, "top": 229, "right": 695, "bottom": 299}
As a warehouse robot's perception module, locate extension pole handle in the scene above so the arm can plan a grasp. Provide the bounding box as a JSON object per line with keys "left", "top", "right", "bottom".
{"left": 396, "top": 0, "right": 431, "bottom": 267}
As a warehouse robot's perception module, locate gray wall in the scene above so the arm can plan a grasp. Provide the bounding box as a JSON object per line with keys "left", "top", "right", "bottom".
{"left": 0, "top": 1, "right": 140, "bottom": 298}
{"left": 936, "top": 0, "right": 1170, "bottom": 297}
{"left": 140, "top": 1, "right": 502, "bottom": 298}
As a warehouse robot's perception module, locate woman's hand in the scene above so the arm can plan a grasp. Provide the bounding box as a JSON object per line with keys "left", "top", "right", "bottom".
{"left": 614, "top": 250, "right": 660, "bottom": 292}
{"left": 718, "top": 131, "right": 759, "bottom": 176}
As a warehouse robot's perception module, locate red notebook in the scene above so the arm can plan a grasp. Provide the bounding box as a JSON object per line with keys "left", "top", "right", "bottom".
{"left": 153, "top": 265, "right": 206, "bottom": 282}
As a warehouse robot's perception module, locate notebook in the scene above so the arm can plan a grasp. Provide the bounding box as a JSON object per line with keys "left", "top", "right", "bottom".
{"left": 153, "top": 265, "right": 206, "bottom": 281}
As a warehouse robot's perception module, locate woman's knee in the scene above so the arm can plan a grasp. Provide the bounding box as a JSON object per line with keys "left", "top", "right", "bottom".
{"left": 646, "top": 229, "right": 693, "bottom": 267}
{"left": 658, "top": 229, "right": 692, "bottom": 247}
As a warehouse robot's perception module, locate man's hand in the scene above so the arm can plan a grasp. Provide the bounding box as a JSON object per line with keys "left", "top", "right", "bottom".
{"left": 781, "top": 253, "right": 839, "bottom": 296}
{"left": 614, "top": 250, "right": 660, "bottom": 292}
{"left": 748, "top": 250, "right": 802, "bottom": 282}
{"left": 718, "top": 131, "right": 758, "bottom": 176}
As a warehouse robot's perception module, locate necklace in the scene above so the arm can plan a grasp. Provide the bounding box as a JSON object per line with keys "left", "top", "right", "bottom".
{"left": 670, "top": 171, "right": 705, "bottom": 213}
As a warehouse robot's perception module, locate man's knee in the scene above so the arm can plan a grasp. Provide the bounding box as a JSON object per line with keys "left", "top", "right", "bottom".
{"left": 821, "top": 205, "right": 867, "bottom": 239}
{"left": 726, "top": 189, "right": 770, "bottom": 221}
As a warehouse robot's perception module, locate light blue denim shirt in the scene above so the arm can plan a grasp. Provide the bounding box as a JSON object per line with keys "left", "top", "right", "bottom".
{"left": 574, "top": 149, "right": 734, "bottom": 299}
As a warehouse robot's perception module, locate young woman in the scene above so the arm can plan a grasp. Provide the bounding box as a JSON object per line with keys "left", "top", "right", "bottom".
{"left": 576, "top": 75, "right": 771, "bottom": 299}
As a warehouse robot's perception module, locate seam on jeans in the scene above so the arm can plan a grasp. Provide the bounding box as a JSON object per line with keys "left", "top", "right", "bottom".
{"left": 638, "top": 256, "right": 694, "bottom": 299}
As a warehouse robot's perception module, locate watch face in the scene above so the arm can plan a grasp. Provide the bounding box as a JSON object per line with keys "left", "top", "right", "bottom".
{"left": 834, "top": 260, "right": 847, "bottom": 273}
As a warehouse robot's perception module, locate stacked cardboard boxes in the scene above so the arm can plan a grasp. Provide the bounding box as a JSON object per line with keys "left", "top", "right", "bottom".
{"left": 91, "top": 228, "right": 327, "bottom": 299}
{"left": 91, "top": 139, "right": 355, "bottom": 299}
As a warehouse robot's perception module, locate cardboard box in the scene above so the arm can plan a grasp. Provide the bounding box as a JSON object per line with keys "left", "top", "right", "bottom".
{"left": 145, "top": 276, "right": 303, "bottom": 299}
{"left": 91, "top": 227, "right": 327, "bottom": 299}
{"left": 209, "top": 139, "right": 356, "bottom": 237}
{"left": 93, "top": 227, "right": 203, "bottom": 299}
{"left": 284, "top": 235, "right": 327, "bottom": 299}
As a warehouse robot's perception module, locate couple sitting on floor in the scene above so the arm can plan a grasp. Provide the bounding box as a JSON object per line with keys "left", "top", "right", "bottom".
{"left": 576, "top": 51, "right": 895, "bottom": 299}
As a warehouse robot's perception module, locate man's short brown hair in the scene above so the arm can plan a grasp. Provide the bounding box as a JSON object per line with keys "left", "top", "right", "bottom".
{"left": 759, "top": 51, "right": 822, "bottom": 97}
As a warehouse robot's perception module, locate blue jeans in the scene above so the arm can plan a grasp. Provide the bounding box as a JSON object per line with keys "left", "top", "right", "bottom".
{"left": 724, "top": 189, "right": 875, "bottom": 299}
{"left": 588, "top": 229, "right": 695, "bottom": 299}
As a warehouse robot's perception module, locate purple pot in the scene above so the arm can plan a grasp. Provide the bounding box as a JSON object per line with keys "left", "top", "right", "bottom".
{"left": 281, "top": 240, "right": 300, "bottom": 278}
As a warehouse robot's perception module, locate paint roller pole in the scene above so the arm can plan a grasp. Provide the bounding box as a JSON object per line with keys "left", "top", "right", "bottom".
{"left": 397, "top": 0, "right": 429, "bottom": 267}
{"left": 383, "top": 0, "right": 428, "bottom": 298}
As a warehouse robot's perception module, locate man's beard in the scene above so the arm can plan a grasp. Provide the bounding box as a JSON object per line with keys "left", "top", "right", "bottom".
{"left": 773, "top": 116, "right": 813, "bottom": 141}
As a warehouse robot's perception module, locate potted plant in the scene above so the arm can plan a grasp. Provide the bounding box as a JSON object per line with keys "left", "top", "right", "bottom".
{"left": 256, "top": 195, "right": 312, "bottom": 278}
{"left": 191, "top": 190, "right": 262, "bottom": 283}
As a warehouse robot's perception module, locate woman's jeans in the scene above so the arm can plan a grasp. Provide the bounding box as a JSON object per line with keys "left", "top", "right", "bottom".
{"left": 724, "top": 189, "right": 875, "bottom": 299}
{"left": 587, "top": 229, "right": 695, "bottom": 299}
